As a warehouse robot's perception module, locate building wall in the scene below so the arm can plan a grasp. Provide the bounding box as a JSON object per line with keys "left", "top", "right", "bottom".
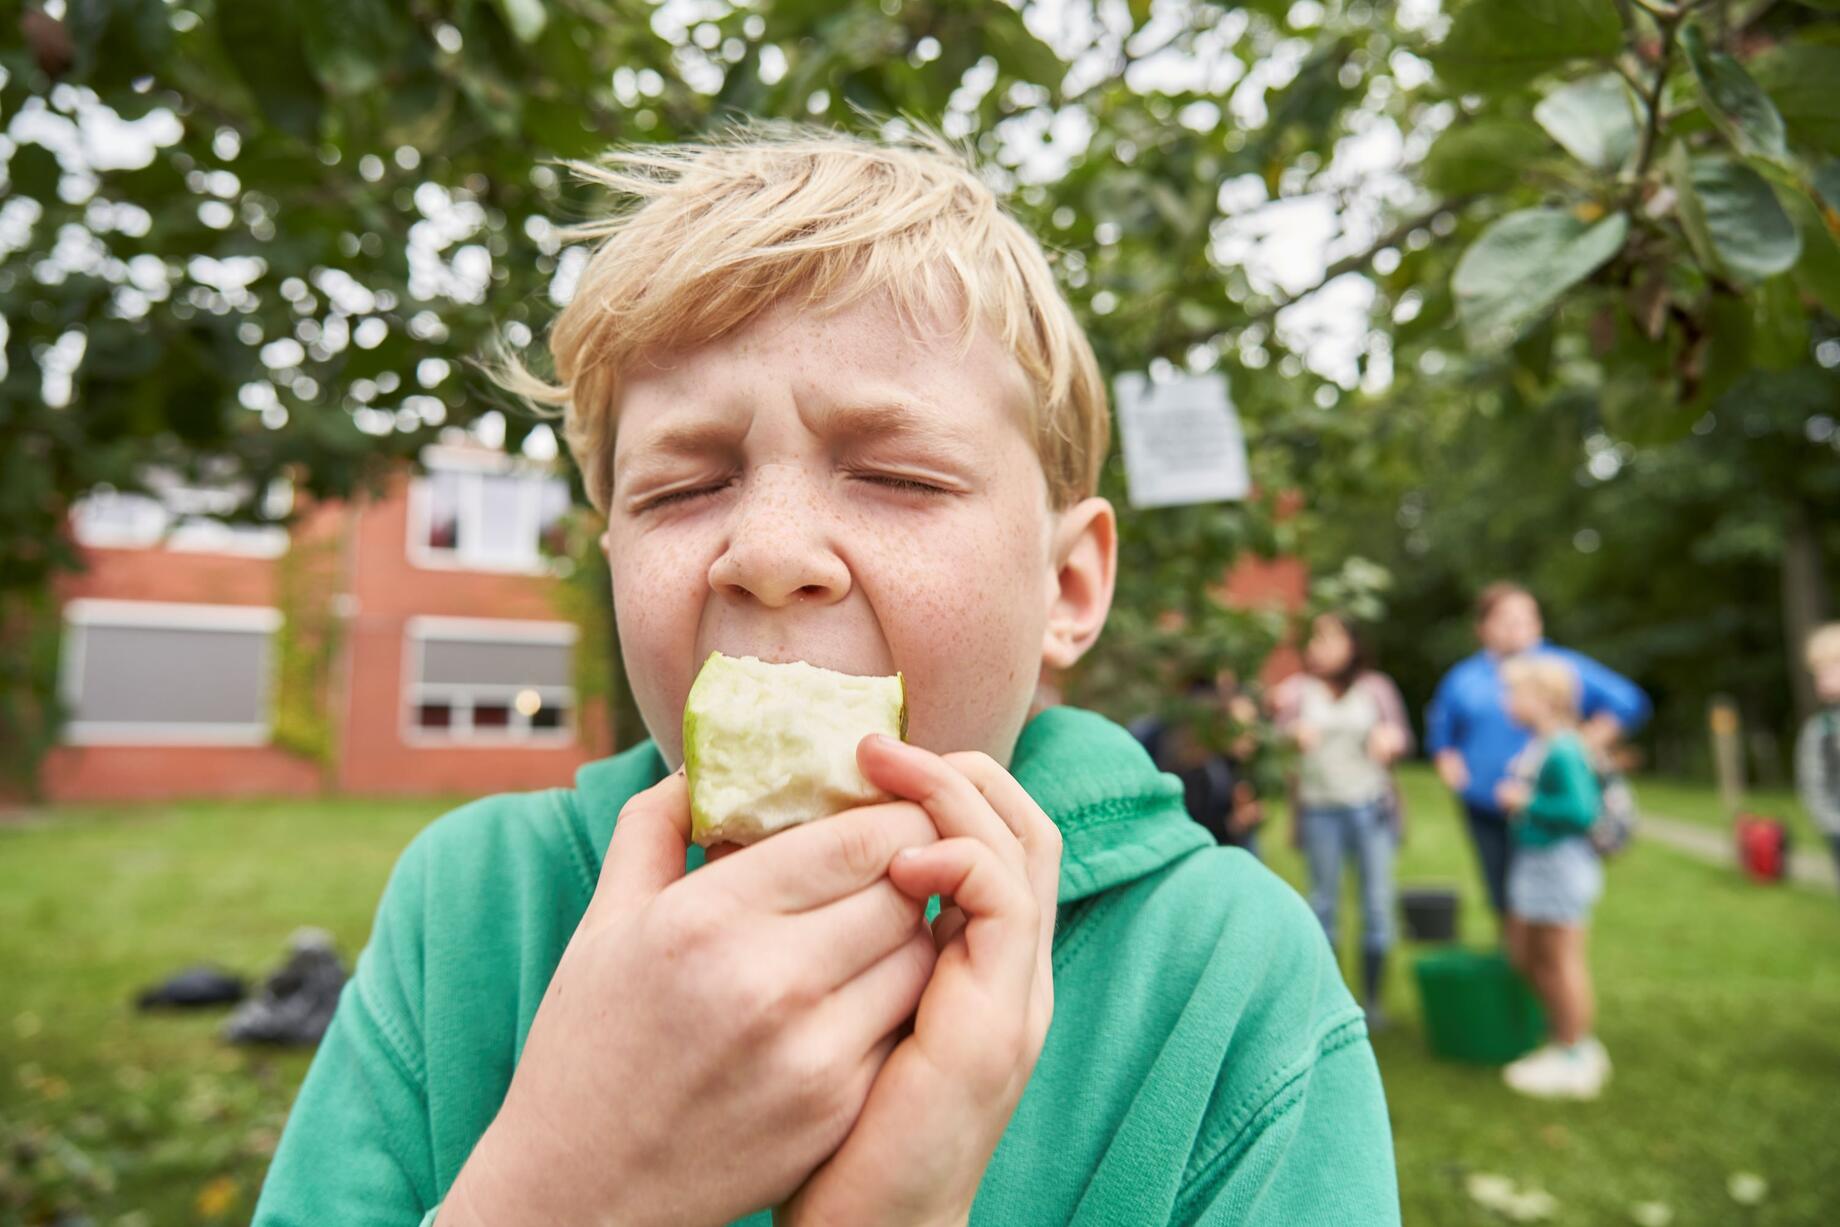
{"left": 41, "top": 536, "right": 325, "bottom": 803}
{"left": 40, "top": 468, "right": 614, "bottom": 804}
{"left": 334, "top": 472, "right": 612, "bottom": 797}
{"left": 1218, "top": 553, "right": 1310, "bottom": 685}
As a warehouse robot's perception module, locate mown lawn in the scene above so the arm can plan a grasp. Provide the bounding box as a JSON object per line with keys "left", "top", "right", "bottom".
{"left": 3, "top": 767, "right": 1837, "bottom": 1225}
{"left": 1631, "top": 775, "right": 1823, "bottom": 852}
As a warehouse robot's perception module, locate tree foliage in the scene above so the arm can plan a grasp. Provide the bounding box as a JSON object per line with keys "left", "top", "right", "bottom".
{"left": 4, "top": 0, "right": 1837, "bottom": 771}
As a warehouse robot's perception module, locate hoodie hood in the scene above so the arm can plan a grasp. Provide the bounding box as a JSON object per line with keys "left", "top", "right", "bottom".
{"left": 573, "top": 705, "right": 1210, "bottom": 904}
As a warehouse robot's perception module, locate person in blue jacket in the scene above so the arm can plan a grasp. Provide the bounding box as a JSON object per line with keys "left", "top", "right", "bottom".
{"left": 1425, "top": 583, "right": 1650, "bottom": 923}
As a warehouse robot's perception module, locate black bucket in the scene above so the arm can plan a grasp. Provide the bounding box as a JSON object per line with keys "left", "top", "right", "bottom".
{"left": 1400, "top": 887, "right": 1459, "bottom": 944}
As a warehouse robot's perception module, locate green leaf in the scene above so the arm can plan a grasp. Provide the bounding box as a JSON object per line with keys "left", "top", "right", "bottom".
{"left": 1672, "top": 149, "right": 1802, "bottom": 282}
{"left": 1680, "top": 23, "right": 1787, "bottom": 162}
{"left": 1430, "top": 0, "right": 1622, "bottom": 94}
{"left": 1452, "top": 208, "right": 1629, "bottom": 348}
{"left": 983, "top": 8, "right": 1065, "bottom": 89}
{"left": 1423, "top": 119, "right": 1547, "bottom": 195}
{"left": 217, "top": 3, "right": 324, "bottom": 143}
{"left": 1815, "top": 161, "right": 1840, "bottom": 213}
{"left": 1533, "top": 74, "right": 1637, "bottom": 171}
{"left": 300, "top": 0, "right": 409, "bottom": 95}
{"left": 1782, "top": 188, "right": 1840, "bottom": 318}
{"left": 1749, "top": 274, "right": 1809, "bottom": 369}
{"left": 1750, "top": 42, "right": 1840, "bottom": 156}
{"left": 492, "top": 0, "right": 549, "bottom": 44}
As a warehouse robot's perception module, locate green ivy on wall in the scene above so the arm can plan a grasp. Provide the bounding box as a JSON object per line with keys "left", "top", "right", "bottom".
{"left": 270, "top": 528, "right": 345, "bottom": 770}
{"left": 549, "top": 510, "right": 644, "bottom": 753}
{"left": 0, "top": 590, "right": 64, "bottom": 798}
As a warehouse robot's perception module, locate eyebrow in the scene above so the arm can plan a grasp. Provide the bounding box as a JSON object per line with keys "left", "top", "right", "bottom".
{"left": 611, "top": 395, "right": 989, "bottom": 493}
{"left": 612, "top": 418, "right": 746, "bottom": 490}
{"left": 806, "top": 399, "right": 984, "bottom": 463}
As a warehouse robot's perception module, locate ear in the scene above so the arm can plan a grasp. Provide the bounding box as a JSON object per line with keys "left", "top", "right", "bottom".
{"left": 599, "top": 529, "right": 612, "bottom": 559}
{"left": 1041, "top": 497, "right": 1117, "bottom": 671}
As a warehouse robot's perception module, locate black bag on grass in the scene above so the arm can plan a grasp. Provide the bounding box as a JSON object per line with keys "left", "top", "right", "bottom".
{"left": 222, "top": 928, "right": 348, "bottom": 1047}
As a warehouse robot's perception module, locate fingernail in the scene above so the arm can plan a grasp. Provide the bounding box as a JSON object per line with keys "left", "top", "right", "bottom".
{"left": 864, "top": 733, "right": 902, "bottom": 751}
{"left": 894, "top": 846, "right": 924, "bottom": 862}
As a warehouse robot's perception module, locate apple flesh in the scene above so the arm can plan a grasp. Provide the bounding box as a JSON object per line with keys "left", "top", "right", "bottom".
{"left": 683, "top": 652, "right": 907, "bottom": 847}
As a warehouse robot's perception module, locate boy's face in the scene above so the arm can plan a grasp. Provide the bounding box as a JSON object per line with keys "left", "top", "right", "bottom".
{"left": 1504, "top": 680, "right": 1541, "bottom": 729}
{"left": 1815, "top": 658, "right": 1840, "bottom": 705}
{"left": 602, "top": 293, "right": 1113, "bottom": 768}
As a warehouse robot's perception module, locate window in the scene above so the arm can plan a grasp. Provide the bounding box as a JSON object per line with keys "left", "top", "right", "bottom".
{"left": 405, "top": 617, "right": 576, "bottom": 744}
{"left": 59, "top": 600, "right": 279, "bottom": 744}
{"left": 71, "top": 473, "right": 292, "bottom": 558}
{"left": 409, "top": 456, "right": 570, "bottom": 573}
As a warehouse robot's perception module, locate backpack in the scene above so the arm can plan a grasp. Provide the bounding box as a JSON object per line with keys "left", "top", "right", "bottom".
{"left": 1735, "top": 814, "right": 1792, "bottom": 883}
{"left": 1590, "top": 767, "right": 1638, "bottom": 857}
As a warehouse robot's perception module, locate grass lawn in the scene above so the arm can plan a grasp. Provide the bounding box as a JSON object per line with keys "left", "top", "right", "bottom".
{"left": 1631, "top": 775, "right": 1826, "bottom": 853}
{"left": 4, "top": 767, "right": 1839, "bottom": 1225}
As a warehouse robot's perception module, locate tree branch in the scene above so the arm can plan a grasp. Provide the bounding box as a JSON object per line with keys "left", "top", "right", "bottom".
{"left": 1170, "top": 197, "right": 1476, "bottom": 350}
{"left": 1630, "top": 10, "right": 1682, "bottom": 186}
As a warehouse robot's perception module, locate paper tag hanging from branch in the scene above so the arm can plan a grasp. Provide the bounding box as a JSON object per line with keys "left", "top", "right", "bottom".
{"left": 1114, "top": 371, "right": 1250, "bottom": 510}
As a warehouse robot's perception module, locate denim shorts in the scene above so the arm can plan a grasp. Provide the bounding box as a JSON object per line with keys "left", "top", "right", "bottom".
{"left": 1507, "top": 838, "right": 1602, "bottom": 925}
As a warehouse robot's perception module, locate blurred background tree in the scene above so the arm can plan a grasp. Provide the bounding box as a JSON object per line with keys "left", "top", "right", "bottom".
{"left": 4, "top": 0, "right": 1836, "bottom": 776}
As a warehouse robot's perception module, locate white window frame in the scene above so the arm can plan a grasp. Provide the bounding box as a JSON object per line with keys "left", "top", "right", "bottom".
{"left": 405, "top": 448, "right": 569, "bottom": 576}
{"left": 59, "top": 599, "right": 281, "bottom": 745}
{"left": 402, "top": 616, "right": 579, "bottom": 747}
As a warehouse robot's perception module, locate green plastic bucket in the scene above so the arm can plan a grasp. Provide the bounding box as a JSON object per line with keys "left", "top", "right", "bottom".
{"left": 1413, "top": 948, "right": 1546, "bottom": 1065}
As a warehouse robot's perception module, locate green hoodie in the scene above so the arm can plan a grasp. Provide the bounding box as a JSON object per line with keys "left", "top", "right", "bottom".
{"left": 253, "top": 707, "right": 1399, "bottom": 1225}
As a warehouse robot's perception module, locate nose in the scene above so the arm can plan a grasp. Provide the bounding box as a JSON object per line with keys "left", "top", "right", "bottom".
{"left": 706, "top": 471, "right": 851, "bottom": 608}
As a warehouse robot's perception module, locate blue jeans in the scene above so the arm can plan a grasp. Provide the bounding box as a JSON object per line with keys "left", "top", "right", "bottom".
{"left": 1463, "top": 804, "right": 1514, "bottom": 917}
{"left": 1300, "top": 800, "right": 1395, "bottom": 953}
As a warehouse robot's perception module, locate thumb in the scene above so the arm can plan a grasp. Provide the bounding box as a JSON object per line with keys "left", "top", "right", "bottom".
{"left": 586, "top": 770, "right": 691, "bottom": 925}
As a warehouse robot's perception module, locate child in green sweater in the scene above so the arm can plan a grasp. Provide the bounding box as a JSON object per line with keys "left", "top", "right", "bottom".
{"left": 252, "top": 127, "right": 1399, "bottom": 1226}
{"left": 1495, "top": 655, "right": 1609, "bottom": 1100}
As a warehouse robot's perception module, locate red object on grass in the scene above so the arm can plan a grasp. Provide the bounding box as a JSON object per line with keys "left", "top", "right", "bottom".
{"left": 1735, "top": 814, "right": 1791, "bottom": 883}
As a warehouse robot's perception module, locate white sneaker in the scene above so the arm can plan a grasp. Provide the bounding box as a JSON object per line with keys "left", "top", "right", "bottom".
{"left": 1503, "top": 1042, "right": 1607, "bottom": 1100}
{"left": 1574, "top": 1037, "right": 1612, "bottom": 1095}
{"left": 1503, "top": 1044, "right": 1567, "bottom": 1096}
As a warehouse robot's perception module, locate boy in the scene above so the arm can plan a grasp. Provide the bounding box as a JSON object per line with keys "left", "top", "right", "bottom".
{"left": 1494, "top": 656, "right": 1610, "bottom": 1100}
{"left": 1795, "top": 623, "right": 1840, "bottom": 891}
{"left": 253, "top": 128, "right": 1399, "bottom": 1225}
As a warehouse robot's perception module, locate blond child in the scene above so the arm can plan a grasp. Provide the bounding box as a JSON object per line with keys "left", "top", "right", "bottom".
{"left": 252, "top": 128, "right": 1399, "bottom": 1225}
{"left": 1495, "top": 655, "right": 1610, "bottom": 1100}
{"left": 1795, "top": 623, "right": 1840, "bottom": 891}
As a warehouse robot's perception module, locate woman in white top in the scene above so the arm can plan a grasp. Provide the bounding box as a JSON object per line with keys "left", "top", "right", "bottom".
{"left": 1273, "top": 613, "right": 1414, "bottom": 1025}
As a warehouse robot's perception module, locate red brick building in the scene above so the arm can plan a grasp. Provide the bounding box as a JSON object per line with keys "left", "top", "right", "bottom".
{"left": 39, "top": 446, "right": 1307, "bottom": 804}
{"left": 42, "top": 447, "right": 613, "bottom": 802}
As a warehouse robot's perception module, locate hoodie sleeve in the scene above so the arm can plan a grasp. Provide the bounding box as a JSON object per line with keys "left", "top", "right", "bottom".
{"left": 1170, "top": 869, "right": 1401, "bottom": 1227}
{"left": 252, "top": 837, "right": 440, "bottom": 1226}
{"left": 1176, "top": 1022, "right": 1400, "bottom": 1226}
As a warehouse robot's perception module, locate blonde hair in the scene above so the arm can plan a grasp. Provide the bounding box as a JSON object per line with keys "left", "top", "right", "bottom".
{"left": 491, "top": 123, "right": 1109, "bottom": 512}
{"left": 1501, "top": 656, "right": 1580, "bottom": 721}
{"left": 1807, "top": 623, "right": 1840, "bottom": 671}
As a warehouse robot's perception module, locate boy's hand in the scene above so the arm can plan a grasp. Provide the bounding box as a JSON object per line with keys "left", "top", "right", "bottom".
{"left": 779, "top": 737, "right": 1060, "bottom": 1227}
{"left": 442, "top": 770, "right": 940, "bottom": 1227}
{"left": 1495, "top": 779, "right": 1530, "bottom": 813}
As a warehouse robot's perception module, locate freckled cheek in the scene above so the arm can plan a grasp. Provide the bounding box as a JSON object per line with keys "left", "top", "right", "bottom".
{"left": 607, "top": 533, "right": 712, "bottom": 723}
{"left": 868, "top": 508, "right": 1048, "bottom": 739}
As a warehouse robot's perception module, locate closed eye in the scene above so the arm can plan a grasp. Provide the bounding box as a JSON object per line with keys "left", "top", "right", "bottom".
{"left": 634, "top": 479, "right": 735, "bottom": 512}
{"left": 851, "top": 472, "right": 951, "bottom": 496}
